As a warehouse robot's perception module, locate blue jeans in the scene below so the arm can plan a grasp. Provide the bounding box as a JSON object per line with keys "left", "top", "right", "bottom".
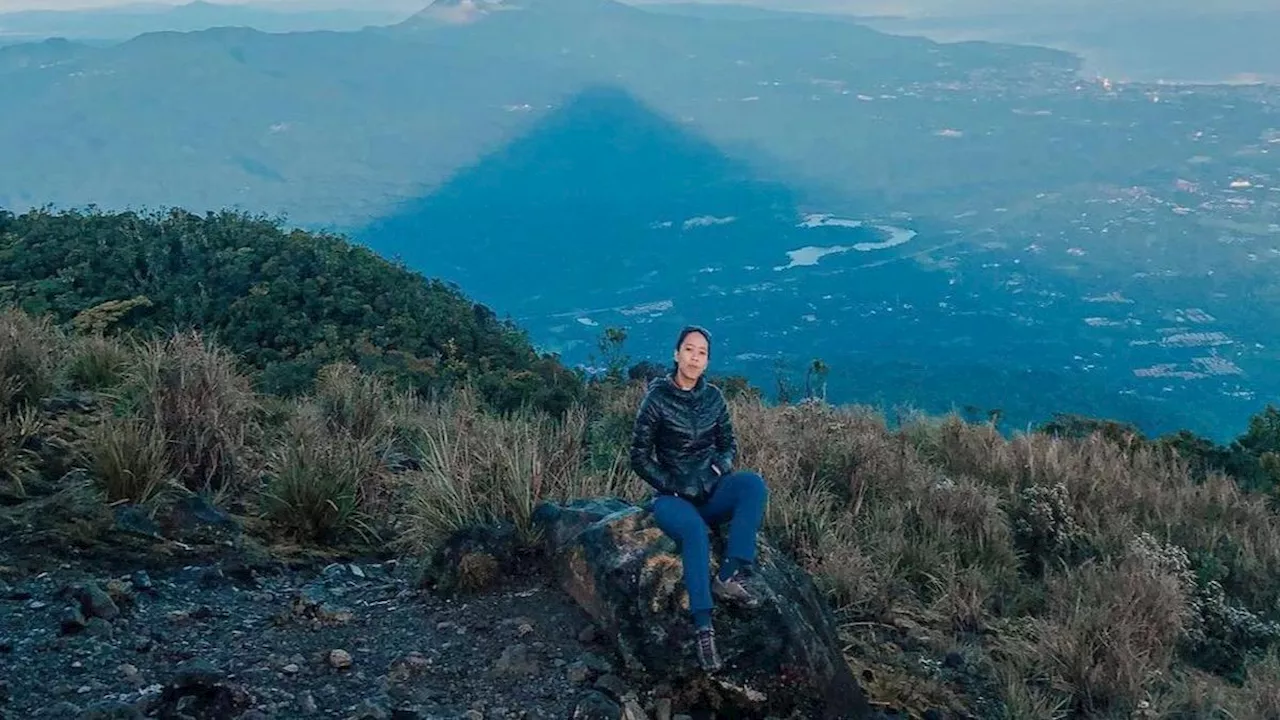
{"left": 651, "top": 470, "right": 769, "bottom": 616}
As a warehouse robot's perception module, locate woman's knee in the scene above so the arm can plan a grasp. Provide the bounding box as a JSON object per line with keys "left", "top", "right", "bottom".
{"left": 730, "top": 469, "right": 768, "bottom": 501}
{"left": 652, "top": 496, "right": 711, "bottom": 544}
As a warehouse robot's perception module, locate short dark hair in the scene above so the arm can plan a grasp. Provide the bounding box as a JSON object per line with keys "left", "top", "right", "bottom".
{"left": 675, "top": 325, "right": 712, "bottom": 352}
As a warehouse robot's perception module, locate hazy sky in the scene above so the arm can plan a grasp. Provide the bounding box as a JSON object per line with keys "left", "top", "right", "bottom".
{"left": 1, "top": 0, "right": 1273, "bottom": 14}
{"left": 0, "top": 0, "right": 420, "bottom": 10}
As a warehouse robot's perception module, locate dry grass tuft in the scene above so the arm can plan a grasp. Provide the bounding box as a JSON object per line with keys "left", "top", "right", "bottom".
{"left": 128, "top": 331, "right": 260, "bottom": 500}
{"left": 1012, "top": 533, "right": 1194, "bottom": 716}
{"left": 0, "top": 407, "right": 42, "bottom": 499}
{"left": 314, "top": 362, "right": 402, "bottom": 442}
{"left": 0, "top": 308, "right": 60, "bottom": 413}
{"left": 0, "top": 309, "right": 62, "bottom": 500}
{"left": 83, "top": 416, "right": 174, "bottom": 505}
{"left": 259, "top": 402, "right": 390, "bottom": 542}
{"left": 64, "top": 334, "right": 131, "bottom": 391}
{"left": 396, "top": 392, "right": 636, "bottom": 555}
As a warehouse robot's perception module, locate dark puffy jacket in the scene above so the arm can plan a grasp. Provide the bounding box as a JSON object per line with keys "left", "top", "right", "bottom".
{"left": 629, "top": 373, "right": 737, "bottom": 502}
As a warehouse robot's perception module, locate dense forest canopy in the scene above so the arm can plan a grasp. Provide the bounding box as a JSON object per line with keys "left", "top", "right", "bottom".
{"left": 0, "top": 207, "right": 583, "bottom": 414}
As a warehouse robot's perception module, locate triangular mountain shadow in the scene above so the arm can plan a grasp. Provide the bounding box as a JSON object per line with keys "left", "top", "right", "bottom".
{"left": 356, "top": 84, "right": 809, "bottom": 313}
{"left": 354, "top": 85, "right": 1212, "bottom": 439}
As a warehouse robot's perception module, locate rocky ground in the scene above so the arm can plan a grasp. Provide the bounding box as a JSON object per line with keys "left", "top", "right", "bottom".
{"left": 0, "top": 511, "right": 683, "bottom": 720}
{"left": 0, "top": 490, "right": 982, "bottom": 720}
{"left": 0, "top": 552, "right": 649, "bottom": 719}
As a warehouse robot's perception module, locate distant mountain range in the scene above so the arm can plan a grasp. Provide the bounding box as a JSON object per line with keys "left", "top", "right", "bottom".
{"left": 0, "top": 1, "right": 412, "bottom": 43}
{"left": 0, "top": 0, "right": 1075, "bottom": 226}
{"left": 858, "top": 9, "right": 1280, "bottom": 84}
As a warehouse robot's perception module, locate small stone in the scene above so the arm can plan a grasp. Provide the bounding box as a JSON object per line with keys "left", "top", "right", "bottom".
{"left": 299, "top": 690, "right": 318, "bottom": 713}
{"left": 131, "top": 571, "right": 153, "bottom": 593}
{"left": 573, "top": 691, "right": 621, "bottom": 720}
{"left": 566, "top": 661, "right": 591, "bottom": 685}
{"left": 622, "top": 699, "right": 648, "bottom": 720}
{"left": 493, "top": 643, "right": 538, "bottom": 676}
{"left": 85, "top": 617, "right": 114, "bottom": 638}
{"left": 76, "top": 583, "right": 120, "bottom": 620}
{"left": 593, "top": 674, "right": 629, "bottom": 702}
{"left": 283, "top": 663, "right": 301, "bottom": 674}
{"left": 171, "top": 658, "right": 222, "bottom": 688}
{"left": 652, "top": 699, "right": 672, "bottom": 720}
{"left": 464, "top": 712, "right": 483, "bottom": 720}
{"left": 119, "top": 664, "right": 146, "bottom": 690}
{"left": 60, "top": 605, "right": 87, "bottom": 635}
{"left": 577, "top": 624, "right": 599, "bottom": 644}
{"left": 580, "top": 652, "right": 613, "bottom": 675}
{"left": 329, "top": 649, "right": 353, "bottom": 669}
{"left": 105, "top": 578, "right": 134, "bottom": 605}
{"left": 319, "top": 605, "right": 355, "bottom": 624}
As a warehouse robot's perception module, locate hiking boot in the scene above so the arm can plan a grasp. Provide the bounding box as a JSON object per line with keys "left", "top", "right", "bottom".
{"left": 695, "top": 627, "right": 723, "bottom": 672}
{"left": 712, "top": 571, "right": 761, "bottom": 608}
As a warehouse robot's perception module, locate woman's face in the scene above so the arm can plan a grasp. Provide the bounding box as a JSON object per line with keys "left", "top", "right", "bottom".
{"left": 674, "top": 331, "right": 709, "bottom": 381}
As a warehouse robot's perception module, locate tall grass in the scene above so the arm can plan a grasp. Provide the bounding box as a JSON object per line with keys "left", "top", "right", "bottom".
{"left": 127, "top": 332, "right": 260, "bottom": 501}
{"left": 0, "top": 407, "right": 42, "bottom": 499}
{"left": 64, "top": 334, "right": 131, "bottom": 391}
{"left": 0, "top": 309, "right": 60, "bottom": 500}
{"left": 258, "top": 362, "right": 428, "bottom": 542}
{"left": 260, "top": 404, "right": 389, "bottom": 542}
{"left": 394, "top": 391, "right": 641, "bottom": 555}
{"left": 0, "top": 308, "right": 59, "bottom": 414}
{"left": 84, "top": 416, "right": 173, "bottom": 505}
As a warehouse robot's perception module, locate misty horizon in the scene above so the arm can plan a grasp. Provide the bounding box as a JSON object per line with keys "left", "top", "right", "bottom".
{"left": 2, "top": 0, "right": 1277, "bottom": 84}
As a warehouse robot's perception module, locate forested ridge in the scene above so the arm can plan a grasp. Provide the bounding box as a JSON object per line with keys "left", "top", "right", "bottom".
{"left": 0, "top": 207, "right": 583, "bottom": 413}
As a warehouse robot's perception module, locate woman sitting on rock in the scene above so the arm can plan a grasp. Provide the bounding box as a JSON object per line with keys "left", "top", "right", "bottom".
{"left": 628, "top": 324, "right": 770, "bottom": 673}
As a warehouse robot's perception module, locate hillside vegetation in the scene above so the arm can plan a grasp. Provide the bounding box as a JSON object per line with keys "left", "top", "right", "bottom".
{"left": 0, "top": 207, "right": 582, "bottom": 414}
{"left": 5, "top": 208, "right": 1280, "bottom": 717}
{"left": 4, "top": 302, "right": 1280, "bottom": 718}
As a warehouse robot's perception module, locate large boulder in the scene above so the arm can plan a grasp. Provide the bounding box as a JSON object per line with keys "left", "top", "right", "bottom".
{"left": 532, "top": 498, "right": 872, "bottom": 719}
